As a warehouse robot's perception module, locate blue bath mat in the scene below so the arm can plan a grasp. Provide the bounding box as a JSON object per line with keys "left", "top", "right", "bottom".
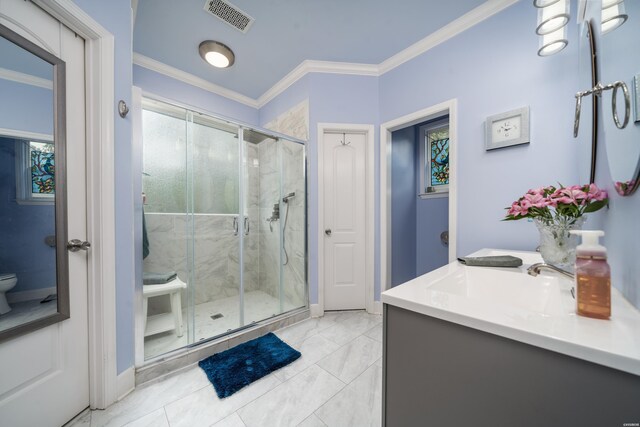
{"left": 198, "top": 332, "right": 301, "bottom": 399}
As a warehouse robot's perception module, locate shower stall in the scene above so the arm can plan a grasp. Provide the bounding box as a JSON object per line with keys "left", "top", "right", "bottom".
{"left": 140, "top": 97, "right": 307, "bottom": 360}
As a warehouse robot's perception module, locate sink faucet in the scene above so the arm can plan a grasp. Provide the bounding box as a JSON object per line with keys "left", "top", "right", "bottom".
{"left": 527, "top": 263, "right": 576, "bottom": 299}
{"left": 527, "top": 263, "right": 574, "bottom": 280}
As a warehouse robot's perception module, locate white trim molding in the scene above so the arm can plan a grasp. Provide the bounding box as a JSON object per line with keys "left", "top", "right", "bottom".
{"left": 33, "top": 0, "right": 118, "bottom": 410}
{"left": 0, "top": 67, "right": 52, "bottom": 89}
{"left": 257, "top": 60, "right": 378, "bottom": 108}
{"left": 116, "top": 366, "right": 135, "bottom": 401}
{"left": 132, "top": 0, "right": 516, "bottom": 110}
{"left": 132, "top": 53, "right": 259, "bottom": 108}
{"left": 317, "top": 123, "right": 375, "bottom": 315}
{"left": 379, "top": 99, "right": 458, "bottom": 294}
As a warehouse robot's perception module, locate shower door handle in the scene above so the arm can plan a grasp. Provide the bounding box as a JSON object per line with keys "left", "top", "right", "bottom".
{"left": 244, "top": 217, "right": 250, "bottom": 235}
{"left": 233, "top": 216, "right": 239, "bottom": 236}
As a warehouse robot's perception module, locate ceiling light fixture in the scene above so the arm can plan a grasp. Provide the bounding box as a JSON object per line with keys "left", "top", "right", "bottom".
{"left": 601, "top": 0, "right": 627, "bottom": 35}
{"left": 198, "top": 40, "right": 235, "bottom": 68}
{"left": 534, "top": 0, "right": 569, "bottom": 57}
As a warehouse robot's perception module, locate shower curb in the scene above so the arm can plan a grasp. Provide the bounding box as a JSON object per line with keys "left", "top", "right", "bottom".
{"left": 134, "top": 308, "right": 310, "bottom": 387}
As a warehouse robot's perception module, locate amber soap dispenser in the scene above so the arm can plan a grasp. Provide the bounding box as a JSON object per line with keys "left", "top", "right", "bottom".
{"left": 570, "top": 230, "right": 611, "bottom": 319}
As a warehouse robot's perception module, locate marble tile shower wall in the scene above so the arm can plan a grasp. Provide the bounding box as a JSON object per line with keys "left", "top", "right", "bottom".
{"left": 257, "top": 139, "right": 306, "bottom": 309}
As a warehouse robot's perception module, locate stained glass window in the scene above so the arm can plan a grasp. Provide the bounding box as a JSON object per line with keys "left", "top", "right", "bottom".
{"left": 30, "top": 142, "right": 55, "bottom": 195}
{"left": 427, "top": 127, "right": 449, "bottom": 188}
{"left": 419, "top": 119, "right": 449, "bottom": 196}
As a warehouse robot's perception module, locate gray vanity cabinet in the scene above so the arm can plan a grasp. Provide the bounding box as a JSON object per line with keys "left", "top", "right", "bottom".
{"left": 382, "top": 304, "right": 640, "bottom": 426}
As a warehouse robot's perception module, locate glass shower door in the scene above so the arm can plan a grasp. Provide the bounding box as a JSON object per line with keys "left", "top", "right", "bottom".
{"left": 187, "top": 113, "right": 242, "bottom": 342}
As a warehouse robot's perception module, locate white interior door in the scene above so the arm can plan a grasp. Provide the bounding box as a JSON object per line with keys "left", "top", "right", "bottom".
{"left": 322, "top": 132, "right": 366, "bottom": 310}
{"left": 0, "top": 1, "right": 89, "bottom": 426}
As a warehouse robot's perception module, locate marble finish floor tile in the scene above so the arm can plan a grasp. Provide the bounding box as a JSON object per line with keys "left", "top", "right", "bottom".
{"left": 211, "top": 412, "right": 246, "bottom": 427}
{"left": 272, "top": 334, "right": 341, "bottom": 382}
{"left": 91, "top": 366, "right": 209, "bottom": 427}
{"left": 123, "top": 408, "right": 168, "bottom": 427}
{"left": 164, "top": 374, "right": 282, "bottom": 427}
{"left": 315, "top": 365, "right": 382, "bottom": 427}
{"left": 364, "top": 323, "right": 382, "bottom": 342}
{"left": 275, "top": 316, "right": 338, "bottom": 345}
{"left": 316, "top": 335, "right": 382, "bottom": 384}
{"left": 237, "top": 365, "right": 345, "bottom": 427}
{"left": 318, "top": 314, "right": 382, "bottom": 346}
{"left": 64, "top": 408, "right": 91, "bottom": 427}
{"left": 297, "top": 413, "right": 327, "bottom": 427}
{"left": 85, "top": 310, "right": 385, "bottom": 427}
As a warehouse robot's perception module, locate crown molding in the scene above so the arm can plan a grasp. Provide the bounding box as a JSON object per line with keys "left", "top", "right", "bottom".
{"left": 0, "top": 67, "right": 52, "bottom": 89}
{"left": 133, "top": 0, "right": 517, "bottom": 110}
{"left": 132, "top": 52, "right": 259, "bottom": 108}
{"left": 378, "top": 0, "right": 518, "bottom": 74}
{"left": 257, "top": 59, "right": 378, "bottom": 107}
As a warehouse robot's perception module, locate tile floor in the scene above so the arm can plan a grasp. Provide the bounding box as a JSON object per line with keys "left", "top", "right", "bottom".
{"left": 69, "top": 310, "right": 383, "bottom": 427}
{"left": 145, "top": 291, "right": 302, "bottom": 359}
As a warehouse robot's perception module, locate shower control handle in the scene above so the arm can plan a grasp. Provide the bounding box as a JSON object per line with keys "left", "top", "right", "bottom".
{"left": 325, "top": 228, "right": 332, "bottom": 236}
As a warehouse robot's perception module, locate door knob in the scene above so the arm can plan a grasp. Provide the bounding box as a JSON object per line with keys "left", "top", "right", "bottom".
{"left": 325, "top": 229, "right": 332, "bottom": 236}
{"left": 67, "top": 239, "right": 91, "bottom": 252}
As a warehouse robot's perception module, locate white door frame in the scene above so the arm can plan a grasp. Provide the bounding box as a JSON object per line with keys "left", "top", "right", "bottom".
{"left": 33, "top": 0, "right": 118, "bottom": 409}
{"left": 317, "top": 123, "right": 375, "bottom": 315}
{"left": 379, "top": 99, "right": 458, "bottom": 294}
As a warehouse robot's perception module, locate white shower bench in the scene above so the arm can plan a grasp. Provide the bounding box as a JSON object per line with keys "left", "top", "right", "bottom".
{"left": 143, "top": 277, "right": 187, "bottom": 337}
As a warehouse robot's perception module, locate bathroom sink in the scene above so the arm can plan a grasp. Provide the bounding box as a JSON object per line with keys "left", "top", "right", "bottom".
{"left": 381, "top": 248, "right": 640, "bottom": 377}
{"left": 427, "top": 266, "right": 570, "bottom": 316}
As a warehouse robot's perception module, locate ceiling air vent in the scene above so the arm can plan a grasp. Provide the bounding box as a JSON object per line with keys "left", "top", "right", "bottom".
{"left": 203, "top": 0, "right": 255, "bottom": 33}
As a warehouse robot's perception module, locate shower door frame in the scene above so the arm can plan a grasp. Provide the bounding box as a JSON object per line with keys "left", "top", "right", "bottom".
{"left": 136, "top": 92, "right": 308, "bottom": 365}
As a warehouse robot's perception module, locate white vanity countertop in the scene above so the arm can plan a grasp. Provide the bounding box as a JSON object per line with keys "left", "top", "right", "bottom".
{"left": 381, "top": 248, "right": 640, "bottom": 377}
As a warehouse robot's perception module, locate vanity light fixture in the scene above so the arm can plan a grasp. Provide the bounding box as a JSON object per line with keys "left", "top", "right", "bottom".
{"left": 198, "top": 40, "right": 235, "bottom": 68}
{"left": 534, "top": 0, "right": 570, "bottom": 56}
{"left": 601, "top": 0, "right": 628, "bottom": 35}
{"left": 535, "top": 0, "right": 570, "bottom": 35}
{"left": 538, "top": 25, "right": 568, "bottom": 56}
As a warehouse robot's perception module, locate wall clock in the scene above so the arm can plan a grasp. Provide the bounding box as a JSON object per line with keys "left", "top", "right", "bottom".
{"left": 485, "top": 106, "right": 530, "bottom": 150}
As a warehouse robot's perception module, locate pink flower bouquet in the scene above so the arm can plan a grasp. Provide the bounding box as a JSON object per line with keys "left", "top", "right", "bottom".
{"left": 504, "top": 184, "right": 608, "bottom": 225}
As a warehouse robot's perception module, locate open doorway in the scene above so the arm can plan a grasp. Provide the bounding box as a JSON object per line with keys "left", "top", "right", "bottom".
{"left": 380, "top": 100, "right": 457, "bottom": 292}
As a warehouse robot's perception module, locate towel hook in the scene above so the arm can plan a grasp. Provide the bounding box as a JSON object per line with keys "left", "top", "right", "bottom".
{"left": 340, "top": 132, "right": 351, "bottom": 146}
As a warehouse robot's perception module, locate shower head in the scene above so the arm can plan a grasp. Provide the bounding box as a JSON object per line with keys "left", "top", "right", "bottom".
{"left": 282, "top": 192, "right": 296, "bottom": 203}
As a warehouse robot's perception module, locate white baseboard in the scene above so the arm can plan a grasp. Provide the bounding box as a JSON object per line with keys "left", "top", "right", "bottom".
{"left": 116, "top": 366, "right": 135, "bottom": 401}
{"left": 310, "top": 304, "right": 324, "bottom": 317}
{"left": 6, "top": 287, "right": 56, "bottom": 304}
{"left": 372, "top": 301, "right": 382, "bottom": 315}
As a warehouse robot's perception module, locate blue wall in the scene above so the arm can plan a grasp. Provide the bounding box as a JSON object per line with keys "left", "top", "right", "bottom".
{"left": 390, "top": 127, "right": 417, "bottom": 286}
{"left": 380, "top": 0, "right": 580, "bottom": 260}
{"left": 416, "top": 197, "right": 448, "bottom": 276}
{"left": 0, "top": 138, "right": 56, "bottom": 293}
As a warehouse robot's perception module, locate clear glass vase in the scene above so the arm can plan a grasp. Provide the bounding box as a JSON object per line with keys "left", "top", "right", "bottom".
{"left": 533, "top": 217, "right": 585, "bottom": 269}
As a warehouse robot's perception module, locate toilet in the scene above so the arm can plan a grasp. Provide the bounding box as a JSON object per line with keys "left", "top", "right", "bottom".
{"left": 0, "top": 274, "right": 17, "bottom": 315}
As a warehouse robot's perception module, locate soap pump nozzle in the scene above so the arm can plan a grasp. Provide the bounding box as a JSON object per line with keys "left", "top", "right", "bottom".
{"left": 570, "top": 230, "right": 606, "bottom": 256}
